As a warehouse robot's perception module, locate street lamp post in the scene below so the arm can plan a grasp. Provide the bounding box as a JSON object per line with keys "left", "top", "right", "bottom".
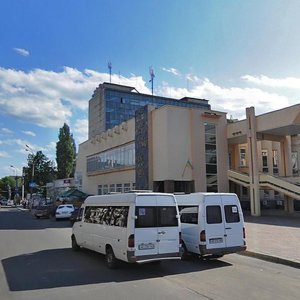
{"left": 10, "top": 165, "right": 18, "bottom": 205}
{"left": 25, "top": 144, "right": 35, "bottom": 198}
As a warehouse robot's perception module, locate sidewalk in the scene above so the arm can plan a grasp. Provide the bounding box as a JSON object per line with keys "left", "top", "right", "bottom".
{"left": 241, "top": 212, "right": 300, "bottom": 268}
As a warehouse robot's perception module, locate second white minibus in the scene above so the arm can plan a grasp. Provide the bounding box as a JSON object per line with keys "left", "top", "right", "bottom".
{"left": 72, "top": 192, "right": 181, "bottom": 268}
{"left": 176, "top": 193, "right": 246, "bottom": 259}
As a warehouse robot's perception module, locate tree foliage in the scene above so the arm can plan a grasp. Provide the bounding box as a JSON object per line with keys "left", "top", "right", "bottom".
{"left": 0, "top": 176, "right": 15, "bottom": 199}
{"left": 56, "top": 123, "right": 76, "bottom": 179}
{"left": 23, "top": 151, "right": 56, "bottom": 195}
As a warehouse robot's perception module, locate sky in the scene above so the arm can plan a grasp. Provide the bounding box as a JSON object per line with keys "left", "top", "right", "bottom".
{"left": 1, "top": 0, "right": 300, "bottom": 178}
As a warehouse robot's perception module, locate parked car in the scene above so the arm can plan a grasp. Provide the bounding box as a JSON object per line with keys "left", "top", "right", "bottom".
{"left": 0, "top": 198, "right": 8, "bottom": 206}
{"left": 7, "top": 200, "right": 14, "bottom": 206}
{"left": 34, "top": 205, "right": 54, "bottom": 219}
{"left": 55, "top": 204, "right": 75, "bottom": 220}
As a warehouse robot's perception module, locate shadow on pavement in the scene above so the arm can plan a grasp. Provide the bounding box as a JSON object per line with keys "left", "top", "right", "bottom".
{"left": 2, "top": 248, "right": 231, "bottom": 291}
{"left": 0, "top": 209, "right": 72, "bottom": 230}
{"left": 244, "top": 214, "right": 300, "bottom": 228}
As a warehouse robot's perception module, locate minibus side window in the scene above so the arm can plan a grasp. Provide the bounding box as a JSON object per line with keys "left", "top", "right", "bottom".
{"left": 206, "top": 205, "right": 222, "bottom": 224}
{"left": 77, "top": 208, "right": 84, "bottom": 221}
{"left": 84, "top": 206, "right": 92, "bottom": 223}
{"left": 84, "top": 205, "right": 129, "bottom": 227}
{"left": 110, "top": 206, "right": 129, "bottom": 227}
{"left": 158, "top": 207, "right": 178, "bottom": 227}
{"left": 179, "top": 206, "right": 198, "bottom": 224}
{"left": 224, "top": 205, "right": 240, "bottom": 223}
{"left": 135, "top": 207, "right": 156, "bottom": 228}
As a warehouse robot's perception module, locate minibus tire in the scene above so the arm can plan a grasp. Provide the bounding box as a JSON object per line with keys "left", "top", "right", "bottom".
{"left": 106, "top": 247, "right": 118, "bottom": 269}
{"left": 181, "top": 243, "right": 191, "bottom": 261}
{"left": 71, "top": 235, "right": 80, "bottom": 251}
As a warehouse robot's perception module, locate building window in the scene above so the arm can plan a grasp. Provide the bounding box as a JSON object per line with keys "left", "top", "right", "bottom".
{"left": 292, "top": 152, "right": 298, "bottom": 175}
{"left": 98, "top": 185, "right": 102, "bottom": 195}
{"left": 272, "top": 150, "right": 279, "bottom": 174}
{"left": 124, "top": 183, "right": 131, "bottom": 192}
{"left": 86, "top": 142, "right": 135, "bottom": 173}
{"left": 262, "top": 150, "right": 268, "bottom": 173}
{"left": 103, "top": 184, "right": 108, "bottom": 195}
{"left": 116, "top": 184, "right": 123, "bottom": 193}
{"left": 242, "top": 186, "right": 248, "bottom": 196}
{"left": 109, "top": 184, "right": 115, "bottom": 193}
{"left": 239, "top": 148, "right": 246, "bottom": 167}
{"left": 205, "top": 123, "right": 218, "bottom": 192}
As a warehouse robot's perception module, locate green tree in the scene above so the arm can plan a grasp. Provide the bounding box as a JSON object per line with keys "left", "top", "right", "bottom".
{"left": 56, "top": 123, "right": 76, "bottom": 179}
{"left": 23, "top": 151, "right": 56, "bottom": 196}
{"left": 0, "top": 176, "right": 15, "bottom": 199}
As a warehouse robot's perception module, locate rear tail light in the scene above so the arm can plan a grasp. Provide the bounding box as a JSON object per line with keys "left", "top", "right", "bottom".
{"left": 128, "top": 234, "right": 135, "bottom": 248}
{"left": 179, "top": 232, "right": 182, "bottom": 244}
{"left": 200, "top": 230, "right": 206, "bottom": 242}
{"left": 243, "top": 227, "right": 246, "bottom": 239}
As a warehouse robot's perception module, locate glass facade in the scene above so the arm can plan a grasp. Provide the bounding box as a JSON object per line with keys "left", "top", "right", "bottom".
{"left": 87, "top": 142, "right": 135, "bottom": 173}
{"left": 104, "top": 89, "right": 210, "bottom": 130}
{"left": 205, "top": 122, "right": 218, "bottom": 192}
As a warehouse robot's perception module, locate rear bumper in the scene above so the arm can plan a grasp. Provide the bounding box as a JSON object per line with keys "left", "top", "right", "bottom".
{"left": 127, "top": 251, "right": 181, "bottom": 263}
{"left": 199, "top": 245, "right": 247, "bottom": 256}
{"left": 35, "top": 212, "right": 48, "bottom": 217}
{"left": 56, "top": 214, "right": 72, "bottom": 219}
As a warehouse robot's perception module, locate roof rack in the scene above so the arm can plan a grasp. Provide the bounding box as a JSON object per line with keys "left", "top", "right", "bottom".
{"left": 125, "top": 190, "right": 153, "bottom": 193}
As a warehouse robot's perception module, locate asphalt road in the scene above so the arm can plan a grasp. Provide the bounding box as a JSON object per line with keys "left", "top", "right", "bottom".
{"left": 0, "top": 208, "right": 299, "bottom": 300}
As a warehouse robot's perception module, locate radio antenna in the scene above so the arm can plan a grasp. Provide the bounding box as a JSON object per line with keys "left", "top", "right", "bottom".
{"left": 108, "top": 61, "right": 112, "bottom": 83}
{"left": 149, "top": 66, "right": 155, "bottom": 95}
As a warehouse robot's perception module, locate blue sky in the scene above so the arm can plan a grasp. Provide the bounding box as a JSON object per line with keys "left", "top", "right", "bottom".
{"left": 1, "top": 0, "right": 300, "bottom": 178}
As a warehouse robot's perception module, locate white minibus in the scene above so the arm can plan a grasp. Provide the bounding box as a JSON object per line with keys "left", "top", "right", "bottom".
{"left": 72, "top": 192, "right": 181, "bottom": 268}
{"left": 176, "top": 193, "right": 246, "bottom": 259}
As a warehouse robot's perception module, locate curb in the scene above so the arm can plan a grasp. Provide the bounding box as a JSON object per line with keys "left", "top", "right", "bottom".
{"left": 238, "top": 250, "right": 300, "bottom": 269}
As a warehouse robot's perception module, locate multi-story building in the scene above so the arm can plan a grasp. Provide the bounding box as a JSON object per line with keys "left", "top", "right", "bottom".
{"left": 76, "top": 82, "right": 300, "bottom": 216}
{"left": 88, "top": 82, "right": 210, "bottom": 139}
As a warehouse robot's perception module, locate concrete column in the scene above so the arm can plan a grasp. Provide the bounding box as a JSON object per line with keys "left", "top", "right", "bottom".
{"left": 246, "top": 107, "right": 261, "bottom": 216}
{"left": 280, "top": 136, "right": 292, "bottom": 176}
{"left": 284, "top": 195, "right": 295, "bottom": 214}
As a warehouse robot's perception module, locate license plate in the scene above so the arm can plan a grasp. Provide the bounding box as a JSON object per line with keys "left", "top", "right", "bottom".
{"left": 209, "top": 238, "right": 223, "bottom": 244}
{"left": 138, "top": 243, "right": 155, "bottom": 250}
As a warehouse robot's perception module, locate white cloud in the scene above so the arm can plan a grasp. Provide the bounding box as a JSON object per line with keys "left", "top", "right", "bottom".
{"left": 242, "top": 75, "right": 300, "bottom": 89}
{"left": 73, "top": 118, "right": 88, "bottom": 144}
{"left": 0, "top": 150, "right": 10, "bottom": 158}
{"left": 186, "top": 74, "right": 202, "bottom": 82}
{"left": 161, "top": 67, "right": 180, "bottom": 76}
{"left": 21, "top": 130, "right": 36, "bottom": 137}
{"left": 1, "top": 128, "right": 13, "bottom": 135}
{"left": 0, "top": 67, "right": 151, "bottom": 129}
{"left": 1, "top": 65, "right": 298, "bottom": 135}
{"left": 157, "top": 78, "right": 291, "bottom": 119}
{"left": 13, "top": 48, "right": 30, "bottom": 57}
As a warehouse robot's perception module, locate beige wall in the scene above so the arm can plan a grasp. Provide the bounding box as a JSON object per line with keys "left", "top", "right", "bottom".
{"left": 75, "top": 119, "right": 135, "bottom": 195}
{"left": 151, "top": 106, "right": 229, "bottom": 192}
{"left": 152, "top": 107, "right": 192, "bottom": 181}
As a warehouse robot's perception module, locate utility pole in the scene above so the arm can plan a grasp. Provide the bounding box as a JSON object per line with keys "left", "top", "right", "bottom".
{"left": 25, "top": 144, "right": 35, "bottom": 198}
{"left": 108, "top": 61, "right": 112, "bottom": 83}
{"left": 149, "top": 67, "right": 155, "bottom": 96}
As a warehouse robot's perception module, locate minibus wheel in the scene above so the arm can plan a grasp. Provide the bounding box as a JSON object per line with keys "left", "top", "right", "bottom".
{"left": 71, "top": 235, "right": 80, "bottom": 251}
{"left": 181, "top": 243, "right": 191, "bottom": 260}
{"left": 106, "top": 246, "right": 118, "bottom": 269}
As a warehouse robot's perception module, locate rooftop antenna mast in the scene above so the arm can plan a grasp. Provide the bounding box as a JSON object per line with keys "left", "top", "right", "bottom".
{"left": 108, "top": 61, "right": 112, "bottom": 83}
{"left": 149, "top": 66, "right": 155, "bottom": 95}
